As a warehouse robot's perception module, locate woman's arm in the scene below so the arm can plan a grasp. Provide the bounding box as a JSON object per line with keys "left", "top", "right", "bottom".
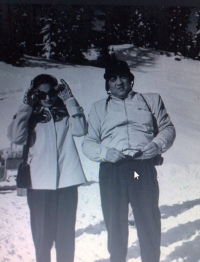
{"left": 66, "top": 97, "right": 87, "bottom": 137}
{"left": 7, "top": 104, "right": 33, "bottom": 145}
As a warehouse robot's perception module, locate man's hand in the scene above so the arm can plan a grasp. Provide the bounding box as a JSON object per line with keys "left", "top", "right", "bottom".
{"left": 142, "top": 142, "right": 159, "bottom": 159}
{"left": 106, "top": 148, "right": 125, "bottom": 163}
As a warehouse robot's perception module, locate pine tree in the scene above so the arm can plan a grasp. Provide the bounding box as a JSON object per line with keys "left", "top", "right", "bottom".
{"left": 66, "top": 5, "right": 93, "bottom": 63}
{"left": 167, "top": 6, "right": 191, "bottom": 56}
{"left": 128, "top": 6, "right": 147, "bottom": 47}
{"left": 0, "top": 4, "right": 25, "bottom": 66}
{"left": 38, "top": 5, "right": 57, "bottom": 59}
{"left": 155, "top": 7, "right": 171, "bottom": 53}
{"left": 193, "top": 10, "right": 200, "bottom": 59}
{"left": 38, "top": 5, "right": 93, "bottom": 64}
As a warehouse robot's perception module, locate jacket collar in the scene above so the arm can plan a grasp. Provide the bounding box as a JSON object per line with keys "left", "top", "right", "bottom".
{"left": 109, "top": 90, "right": 137, "bottom": 101}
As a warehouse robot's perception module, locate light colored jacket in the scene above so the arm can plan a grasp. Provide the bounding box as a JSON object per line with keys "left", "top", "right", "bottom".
{"left": 82, "top": 91, "right": 176, "bottom": 162}
{"left": 8, "top": 98, "right": 87, "bottom": 190}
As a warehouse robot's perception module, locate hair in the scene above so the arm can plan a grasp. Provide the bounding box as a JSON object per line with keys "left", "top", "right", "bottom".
{"left": 31, "top": 74, "right": 58, "bottom": 90}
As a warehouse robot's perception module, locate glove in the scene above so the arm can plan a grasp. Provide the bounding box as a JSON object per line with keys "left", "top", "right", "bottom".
{"left": 56, "top": 79, "right": 73, "bottom": 103}
{"left": 23, "top": 81, "right": 39, "bottom": 107}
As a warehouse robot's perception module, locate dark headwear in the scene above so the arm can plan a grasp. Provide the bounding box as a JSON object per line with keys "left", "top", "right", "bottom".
{"left": 104, "top": 59, "right": 134, "bottom": 92}
{"left": 104, "top": 60, "right": 134, "bottom": 82}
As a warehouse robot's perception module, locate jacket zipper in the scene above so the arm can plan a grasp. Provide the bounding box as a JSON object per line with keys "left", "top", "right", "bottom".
{"left": 123, "top": 99, "right": 131, "bottom": 150}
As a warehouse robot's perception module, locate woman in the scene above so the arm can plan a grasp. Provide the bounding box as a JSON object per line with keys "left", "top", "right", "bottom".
{"left": 8, "top": 74, "right": 87, "bottom": 262}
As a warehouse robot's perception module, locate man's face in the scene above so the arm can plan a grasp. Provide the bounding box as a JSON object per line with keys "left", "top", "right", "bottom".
{"left": 37, "top": 83, "right": 58, "bottom": 108}
{"left": 107, "top": 73, "right": 132, "bottom": 99}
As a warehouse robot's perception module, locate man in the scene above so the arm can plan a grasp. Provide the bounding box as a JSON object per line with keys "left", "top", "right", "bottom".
{"left": 82, "top": 59, "right": 176, "bottom": 262}
{"left": 8, "top": 74, "right": 87, "bottom": 262}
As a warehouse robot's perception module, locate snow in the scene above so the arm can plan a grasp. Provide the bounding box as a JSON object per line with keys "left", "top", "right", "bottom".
{"left": 0, "top": 45, "right": 200, "bottom": 262}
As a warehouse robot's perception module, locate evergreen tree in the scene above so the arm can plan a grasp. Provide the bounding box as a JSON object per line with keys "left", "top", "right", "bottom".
{"left": 155, "top": 7, "right": 171, "bottom": 53}
{"left": 0, "top": 4, "right": 25, "bottom": 66}
{"left": 167, "top": 6, "right": 191, "bottom": 56}
{"left": 128, "top": 6, "right": 147, "bottom": 47}
{"left": 38, "top": 5, "right": 93, "bottom": 64}
{"left": 25, "top": 4, "right": 42, "bottom": 57}
{"left": 38, "top": 5, "right": 58, "bottom": 59}
{"left": 65, "top": 5, "right": 93, "bottom": 63}
{"left": 95, "top": 6, "right": 132, "bottom": 66}
{"left": 193, "top": 10, "right": 200, "bottom": 59}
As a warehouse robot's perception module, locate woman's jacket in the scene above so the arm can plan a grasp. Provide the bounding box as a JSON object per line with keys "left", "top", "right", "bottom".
{"left": 82, "top": 91, "right": 176, "bottom": 162}
{"left": 8, "top": 97, "right": 87, "bottom": 190}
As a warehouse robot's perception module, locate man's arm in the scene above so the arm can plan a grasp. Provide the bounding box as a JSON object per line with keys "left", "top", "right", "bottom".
{"left": 147, "top": 93, "right": 176, "bottom": 154}
{"left": 82, "top": 104, "right": 109, "bottom": 162}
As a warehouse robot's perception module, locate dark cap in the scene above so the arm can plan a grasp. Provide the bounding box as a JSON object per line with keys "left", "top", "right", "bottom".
{"left": 104, "top": 60, "right": 134, "bottom": 81}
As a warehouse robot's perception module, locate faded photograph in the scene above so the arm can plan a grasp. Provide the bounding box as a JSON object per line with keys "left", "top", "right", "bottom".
{"left": 0, "top": 3, "right": 200, "bottom": 262}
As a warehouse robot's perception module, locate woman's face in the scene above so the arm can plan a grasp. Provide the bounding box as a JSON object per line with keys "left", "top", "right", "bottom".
{"left": 37, "top": 83, "right": 58, "bottom": 108}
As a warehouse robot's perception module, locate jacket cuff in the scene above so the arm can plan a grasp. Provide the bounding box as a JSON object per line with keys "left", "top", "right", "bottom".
{"left": 65, "top": 97, "right": 83, "bottom": 116}
{"left": 151, "top": 140, "right": 163, "bottom": 154}
{"left": 100, "top": 147, "right": 108, "bottom": 161}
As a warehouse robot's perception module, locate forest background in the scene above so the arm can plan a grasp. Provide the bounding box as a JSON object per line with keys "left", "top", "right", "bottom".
{"left": 1, "top": 3, "right": 200, "bottom": 67}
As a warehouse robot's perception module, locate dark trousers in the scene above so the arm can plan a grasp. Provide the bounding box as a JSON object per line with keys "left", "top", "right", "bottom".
{"left": 27, "top": 186, "right": 78, "bottom": 262}
{"left": 99, "top": 157, "right": 161, "bottom": 262}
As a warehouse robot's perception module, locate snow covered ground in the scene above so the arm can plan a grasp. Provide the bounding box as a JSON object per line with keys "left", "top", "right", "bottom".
{"left": 0, "top": 45, "right": 200, "bottom": 262}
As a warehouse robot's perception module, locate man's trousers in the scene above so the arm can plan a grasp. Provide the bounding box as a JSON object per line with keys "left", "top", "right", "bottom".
{"left": 99, "top": 157, "right": 161, "bottom": 262}
{"left": 27, "top": 186, "right": 78, "bottom": 262}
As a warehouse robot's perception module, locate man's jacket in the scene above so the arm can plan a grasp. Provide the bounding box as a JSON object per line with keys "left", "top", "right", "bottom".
{"left": 8, "top": 97, "right": 87, "bottom": 190}
{"left": 82, "top": 91, "right": 176, "bottom": 162}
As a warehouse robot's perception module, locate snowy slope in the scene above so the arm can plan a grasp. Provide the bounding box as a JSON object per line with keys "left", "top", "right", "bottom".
{"left": 0, "top": 45, "right": 200, "bottom": 262}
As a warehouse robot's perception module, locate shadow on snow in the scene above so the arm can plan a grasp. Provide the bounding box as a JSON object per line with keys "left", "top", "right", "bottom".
{"left": 160, "top": 199, "right": 200, "bottom": 219}
{"left": 81, "top": 198, "right": 200, "bottom": 262}
{"left": 115, "top": 47, "right": 158, "bottom": 72}
{"left": 22, "top": 47, "right": 159, "bottom": 72}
